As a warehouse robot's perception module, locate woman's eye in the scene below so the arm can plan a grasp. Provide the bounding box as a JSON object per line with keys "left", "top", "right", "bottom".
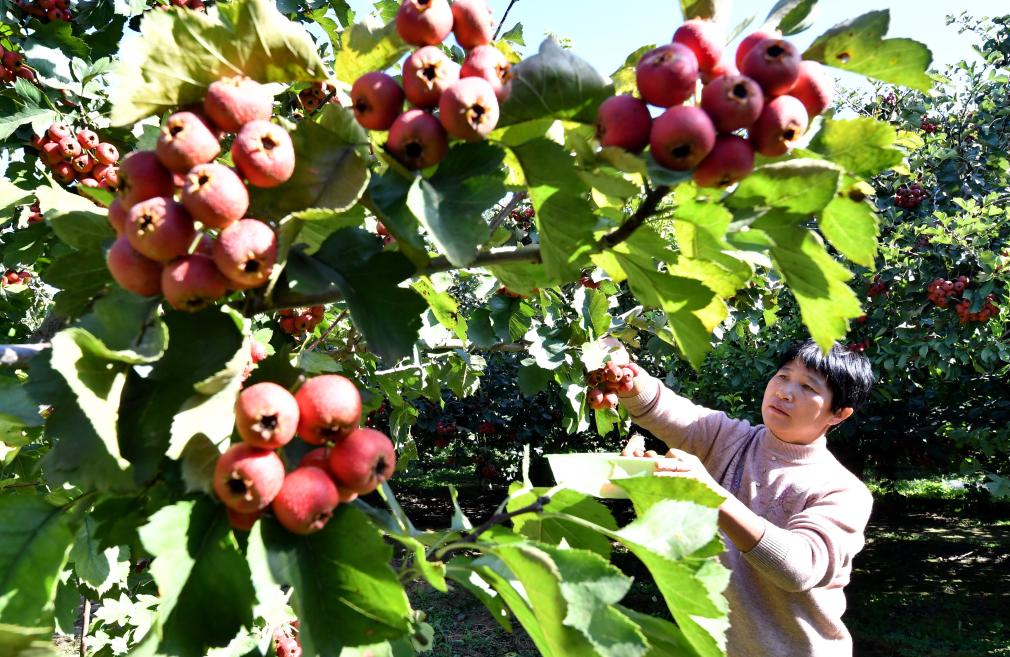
{"left": 803, "top": 384, "right": 815, "bottom": 392}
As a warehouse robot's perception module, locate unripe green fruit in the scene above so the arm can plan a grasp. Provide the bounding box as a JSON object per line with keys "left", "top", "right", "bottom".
{"left": 213, "top": 443, "right": 285, "bottom": 514}
{"left": 204, "top": 76, "right": 273, "bottom": 133}
{"left": 692, "top": 135, "right": 755, "bottom": 188}
{"left": 235, "top": 381, "right": 299, "bottom": 450}
{"left": 700, "top": 74, "right": 764, "bottom": 133}
{"left": 118, "top": 151, "right": 174, "bottom": 206}
{"left": 735, "top": 30, "right": 777, "bottom": 70}
{"left": 740, "top": 38, "right": 802, "bottom": 97}
{"left": 649, "top": 105, "right": 716, "bottom": 171}
{"left": 155, "top": 111, "right": 222, "bottom": 173}
{"left": 788, "top": 60, "right": 834, "bottom": 118}
{"left": 438, "top": 77, "right": 500, "bottom": 141}
{"left": 295, "top": 374, "right": 362, "bottom": 445}
{"left": 460, "top": 45, "right": 512, "bottom": 103}
{"left": 402, "top": 46, "right": 460, "bottom": 108}
{"left": 212, "top": 219, "right": 277, "bottom": 289}
{"left": 750, "top": 95, "right": 809, "bottom": 156}
{"left": 231, "top": 120, "right": 295, "bottom": 188}
{"left": 395, "top": 0, "right": 453, "bottom": 47}
{"left": 181, "top": 162, "right": 249, "bottom": 229}
{"left": 125, "top": 197, "right": 196, "bottom": 262}
{"left": 351, "top": 72, "right": 405, "bottom": 131}
{"left": 673, "top": 19, "right": 724, "bottom": 74}
{"left": 451, "top": 0, "right": 493, "bottom": 49}
{"left": 272, "top": 467, "right": 340, "bottom": 535}
{"left": 106, "top": 236, "right": 162, "bottom": 297}
{"left": 636, "top": 43, "right": 699, "bottom": 108}
{"left": 387, "top": 109, "right": 448, "bottom": 170}
{"left": 328, "top": 427, "right": 396, "bottom": 495}
{"left": 161, "top": 254, "right": 229, "bottom": 311}
{"left": 596, "top": 95, "right": 651, "bottom": 153}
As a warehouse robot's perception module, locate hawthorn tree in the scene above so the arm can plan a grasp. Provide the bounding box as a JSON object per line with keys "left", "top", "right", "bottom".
{"left": 0, "top": 0, "right": 935, "bottom": 656}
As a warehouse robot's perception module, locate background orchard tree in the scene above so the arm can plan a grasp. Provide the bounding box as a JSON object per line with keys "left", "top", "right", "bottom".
{"left": 0, "top": 0, "right": 940, "bottom": 656}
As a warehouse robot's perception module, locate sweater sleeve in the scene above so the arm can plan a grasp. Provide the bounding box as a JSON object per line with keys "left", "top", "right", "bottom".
{"left": 742, "top": 481, "right": 874, "bottom": 592}
{"left": 619, "top": 374, "right": 755, "bottom": 463}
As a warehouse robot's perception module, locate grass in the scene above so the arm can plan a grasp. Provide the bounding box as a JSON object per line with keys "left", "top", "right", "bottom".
{"left": 865, "top": 475, "right": 982, "bottom": 501}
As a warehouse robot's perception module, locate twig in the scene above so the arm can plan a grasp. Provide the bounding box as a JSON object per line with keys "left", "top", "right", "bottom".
{"left": 304, "top": 309, "right": 349, "bottom": 352}
{"left": 421, "top": 244, "right": 543, "bottom": 276}
{"left": 79, "top": 598, "right": 90, "bottom": 657}
{"left": 487, "top": 191, "right": 528, "bottom": 234}
{"left": 597, "top": 185, "right": 671, "bottom": 250}
{"left": 493, "top": 0, "right": 519, "bottom": 41}
{"left": 456, "top": 495, "right": 550, "bottom": 546}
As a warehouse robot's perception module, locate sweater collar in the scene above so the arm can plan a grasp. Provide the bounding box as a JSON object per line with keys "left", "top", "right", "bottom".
{"left": 759, "top": 427, "right": 828, "bottom": 463}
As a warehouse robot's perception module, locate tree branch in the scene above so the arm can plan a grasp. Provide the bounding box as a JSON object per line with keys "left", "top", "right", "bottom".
{"left": 304, "top": 308, "right": 349, "bottom": 352}
{"left": 432, "top": 495, "right": 550, "bottom": 560}
{"left": 596, "top": 185, "right": 671, "bottom": 250}
{"left": 487, "top": 191, "right": 527, "bottom": 234}
{"left": 493, "top": 0, "right": 519, "bottom": 40}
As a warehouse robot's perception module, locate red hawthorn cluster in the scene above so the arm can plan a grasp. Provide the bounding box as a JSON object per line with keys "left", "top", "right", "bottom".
{"left": 926, "top": 275, "right": 968, "bottom": 308}
{"left": 881, "top": 91, "right": 897, "bottom": 107}
{"left": 596, "top": 21, "right": 833, "bottom": 187}
{"left": 350, "top": 0, "right": 510, "bottom": 169}
{"left": 24, "top": 199, "right": 43, "bottom": 225}
{"left": 508, "top": 205, "right": 535, "bottom": 231}
{"left": 241, "top": 340, "right": 268, "bottom": 380}
{"left": 215, "top": 374, "right": 397, "bottom": 535}
{"left": 155, "top": 0, "right": 206, "bottom": 12}
{"left": 920, "top": 118, "right": 938, "bottom": 134}
{"left": 375, "top": 221, "right": 396, "bottom": 246}
{"left": 585, "top": 361, "right": 636, "bottom": 411}
{"left": 297, "top": 81, "right": 338, "bottom": 114}
{"left": 278, "top": 306, "right": 325, "bottom": 336}
{"left": 0, "top": 46, "right": 36, "bottom": 84}
{"left": 866, "top": 277, "right": 887, "bottom": 298}
{"left": 272, "top": 622, "right": 301, "bottom": 657}
{"left": 955, "top": 295, "right": 999, "bottom": 324}
{"left": 927, "top": 276, "right": 1000, "bottom": 323}
{"left": 105, "top": 76, "right": 294, "bottom": 312}
{"left": 10, "top": 0, "right": 72, "bottom": 23}
{"left": 30, "top": 123, "right": 120, "bottom": 193}
{"left": 894, "top": 182, "right": 927, "bottom": 209}
{"left": 847, "top": 340, "right": 869, "bottom": 354}
{"left": 1, "top": 269, "right": 32, "bottom": 287}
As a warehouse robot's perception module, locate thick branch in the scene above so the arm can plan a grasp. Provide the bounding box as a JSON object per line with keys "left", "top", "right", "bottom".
{"left": 597, "top": 185, "right": 671, "bottom": 250}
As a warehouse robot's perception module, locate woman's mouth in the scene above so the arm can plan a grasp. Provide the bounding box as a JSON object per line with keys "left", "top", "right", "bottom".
{"left": 768, "top": 405, "right": 789, "bottom": 417}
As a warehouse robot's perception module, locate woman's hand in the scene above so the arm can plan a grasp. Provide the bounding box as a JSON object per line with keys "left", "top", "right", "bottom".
{"left": 653, "top": 448, "right": 724, "bottom": 495}
{"left": 620, "top": 434, "right": 660, "bottom": 457}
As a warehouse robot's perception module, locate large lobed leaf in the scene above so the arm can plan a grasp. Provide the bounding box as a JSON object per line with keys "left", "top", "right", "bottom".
{"left": 804, "top": 10, "right": 932, "bottom": 91}
{"left": 110, "top": 0, "right": 327, "bottom": 124}
{"left": 247, "top": 507, "right": 412, "bottom": 657}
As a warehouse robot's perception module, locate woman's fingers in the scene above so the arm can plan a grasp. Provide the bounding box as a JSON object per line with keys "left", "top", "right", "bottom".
{"left": 643, "top": 449, "right": 659, "bottom": 457}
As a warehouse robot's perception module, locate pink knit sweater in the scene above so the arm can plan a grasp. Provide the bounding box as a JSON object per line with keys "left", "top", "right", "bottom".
{"left": 621, "top": 376, "right": 873, "bottom": 657}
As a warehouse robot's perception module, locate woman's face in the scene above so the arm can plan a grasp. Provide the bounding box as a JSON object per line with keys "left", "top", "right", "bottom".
{"left": 761, "top": 359, "right": 852, "bottom": 444}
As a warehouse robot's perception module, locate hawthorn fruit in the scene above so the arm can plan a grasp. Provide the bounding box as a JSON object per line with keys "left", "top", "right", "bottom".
{"left": 160, "top": 254, "right": 230, "bottom": 311}
{"left": 700, "top": 74, "right": 764, "bottom": 133}
{"left": 402, "top": 45, "right": 460, "bottom": 108}
{"left": 636, "top": 43, "right": 699, "bottom": 107}
{"left": 213, "top": 443, "right": 285, "bottom": 514}
{"left": 295, "top": 374, "right": 363, "bottom": 445}
{"left": 106, "top": 236, "right": 162, "bottom": 297}
{"left": 118, "top": 151, "right": 175, "bottom": 206}
{"left": 693, "top": 135, "right": 755, "bottom": 188}
{"left": 395, "top": 0, "right": 453, "bottom": 47}
{"left": 203, "top": 76, "right": 273, "bottom": 133}
{"left": 351, "top": 72, "right": 405, "bottom": 131}
{"left": 750, "top": 95, "right": 808, "bottom": 157}
{"left": 451, "top": 0, "right": 493, "bottom": 49}
{"left": 595, "top": 95, "right": 651, "bottom": 153}
{"left": 328, "top": 427, "right": 397, "bottom": 495}
{"left": 125, "top": 196, "right": 196, "bottom": 262}
{"left": 740, "top": 38, "right": 802, "bottom": 97}
{"left": 231, "top": 120, "right": 295, "bottom": 188}
{"left": 789, "top": 61, "right": 833, "bottom": 118}
{"left": 460, "top": 45, "right": 512, "bottom": 103}
{"left": 155, "top": 111, "right": 221, "bottom": 173}
{"left": 181, "top": 162, "right": 249, "bottom": 229}
{"left": 387, "top": 108, "right": 449, "bottom": 170}
{"left": 650, "top": 105, "right": 716, "bottom": 171}
{"left": 672, "top": 19, "right": 724, "bottom": 74}
{"left": 438, "top": 76, "right": 500, "bottom": 141}
{"left": 272, "top": 467, "right": 340, "bottom": 535}
{"left": 212, "top": 218, "right": 278, "bottom": 289}
{"left": 235, "top": 382, "right": 299, "bottom": 450}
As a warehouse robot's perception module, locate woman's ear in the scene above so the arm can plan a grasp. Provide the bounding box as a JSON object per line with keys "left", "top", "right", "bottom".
{"left": 828, "top": 406, "right": 854, "bottom": 426}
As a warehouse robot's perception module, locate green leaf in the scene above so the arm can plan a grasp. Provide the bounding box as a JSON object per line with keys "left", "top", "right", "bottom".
{"left": 508, "top": 488, "right": 618, "bottom": 559}
{"left": 331, "top": 15, "right": 410, "bottom": 85}
{"left": 616, "top": 500, "right": 722, "bottom": 562}
{"left": 111, "top": 0, "right": 327, "bottom": 124}
{"left": 366, "top": 173, "right": 431, "bottom": 267}
{"left": 727, "top": 159, "right": 842, "bottom": 215}
{"left": 405, "top": 142, "right": 507, "bottom": 267}
{"left": 0, "top": 624, "right": 60, "bottom": 657}
{"left": 500, "top": 22, "right": 525, "bottom": 46}
{"left": 807, "top": 117, "right": 904, "bottom": 179}
{"left": 819, "top": 192, "right": 879, "bottom": 268}
{"left": 36, "top": 185, "right": 112, "bottom": 250}
{"left": 135, "top": 500, "right": 255, "bottom": 656}
{"left": 517, "top": 363, "right": 551, "bottom": 396}
{"left": 412, "top": 277, "right": 468, "bottom": 342}
{"left": 752, "top": 211, "right": 863, "bottom": 352}
{"left": 679, "top": 0, "right": 723, "bottom": 20}
{"left": 615, "top": 475, "right": 725, "bottom": 517}
{"left": 500, "top": 38, "right": 613, "bottom": 127}
{"left": 765, "top": 0, "right": 819, "bottom": 35}
{"left": 803, "top": 11, "right": 932, "bottom": 91}
{"left": 249, "top": 106, "right": 371, "bottom": 221}
{"left": 304, "top": 229, "right": 426, "bottom": 362}
{"left": 617, "top": 607, "right": 695, "bottom": 656}
{"left": 512, "top": 139, "right": 597, "bottom": 280}
{"left": 0, "top": 108, "right": 59, "bottom": 141}
{"left": 0, "top": 181, "right": 34, "bottom": 215}
{"left": 247, "top": 508, "right": 412, "bottom": 657}
{"left": 44, "top": 249, "right": 111, "bottom": 318}
{"left": 611, "top": 45, "right": 653, "bottom": 96}
{"left": 69, "top": 517, "right": 130, "bottom": 596}
{"left": 0, "top": 497, "right": 74, "bottom": 629}
{"left": 75, "top": 291, "right": 167, "bottom": 363}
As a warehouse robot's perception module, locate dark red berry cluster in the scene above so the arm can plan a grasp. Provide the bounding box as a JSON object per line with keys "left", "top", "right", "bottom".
{"left": 920, "top": 118, "right": 938, "bottom": 134}
{"left": 847, "top": 340, "right": 869, "bottom": 353}
{"left": 272, "top": 622, "right": 301, "bottom": 657}
{"left": 155, "top": 0, "right": 206, "bottom": 12}
{"left": 1, "top": 269, "right": 33, "bottom": 287}
{"left": 31, "top": 123, "right": 120, "bottom": 193}
{"left": 894, "top": 182, "right": 927, "bottom": 209}
{"left": 597, "top": 21, "right": 833, "bottom": 187}
{"left": 297, "top": 81, "right": 338, "bottom": 114}
{"left": 585, "top": 361, "right": 635, "bottom": 411}
{"left": 23, "top": 198, "right": 43, "bottom": 225}
{"left": 0, "top": 47, "right": 36, "bottom": 84}
{"left": 10, "top": 0, "right": 71, "bottom": 23}
{"left": 866, "top": 277, "right": 887, "bottom": 298}
{"left": 927, "top": 276, "right": 1000, "bottom": 323}
{"left": 579, "top": 273, "right": 601, "bottom": 289}
{"left": 955, "top": 295, "right": 999, "bottom": 324}
{"left": 278, "top": 306, "right": 325, "bottom": 336}
{"left": 105, "top": 76, "right": 291, "bottom": 311}
{"left": 349, "top": 0, "right": 510, "bottom": 170}
{"left": 927, "top": 276, "right": 968, "bottom": 308}
{"left": 375, "top": 221, "right": 395, "bottom": 246}
{"left": 477, "top": 420, "right": 496, "bottom": 435}
{"left": 508, "top": 205, "right": 535, "bottom": 230}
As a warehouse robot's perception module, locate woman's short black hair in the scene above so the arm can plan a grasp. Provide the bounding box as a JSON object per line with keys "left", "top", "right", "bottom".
{"left": 777, "top": 338, "right": 875, "bottom": 412}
